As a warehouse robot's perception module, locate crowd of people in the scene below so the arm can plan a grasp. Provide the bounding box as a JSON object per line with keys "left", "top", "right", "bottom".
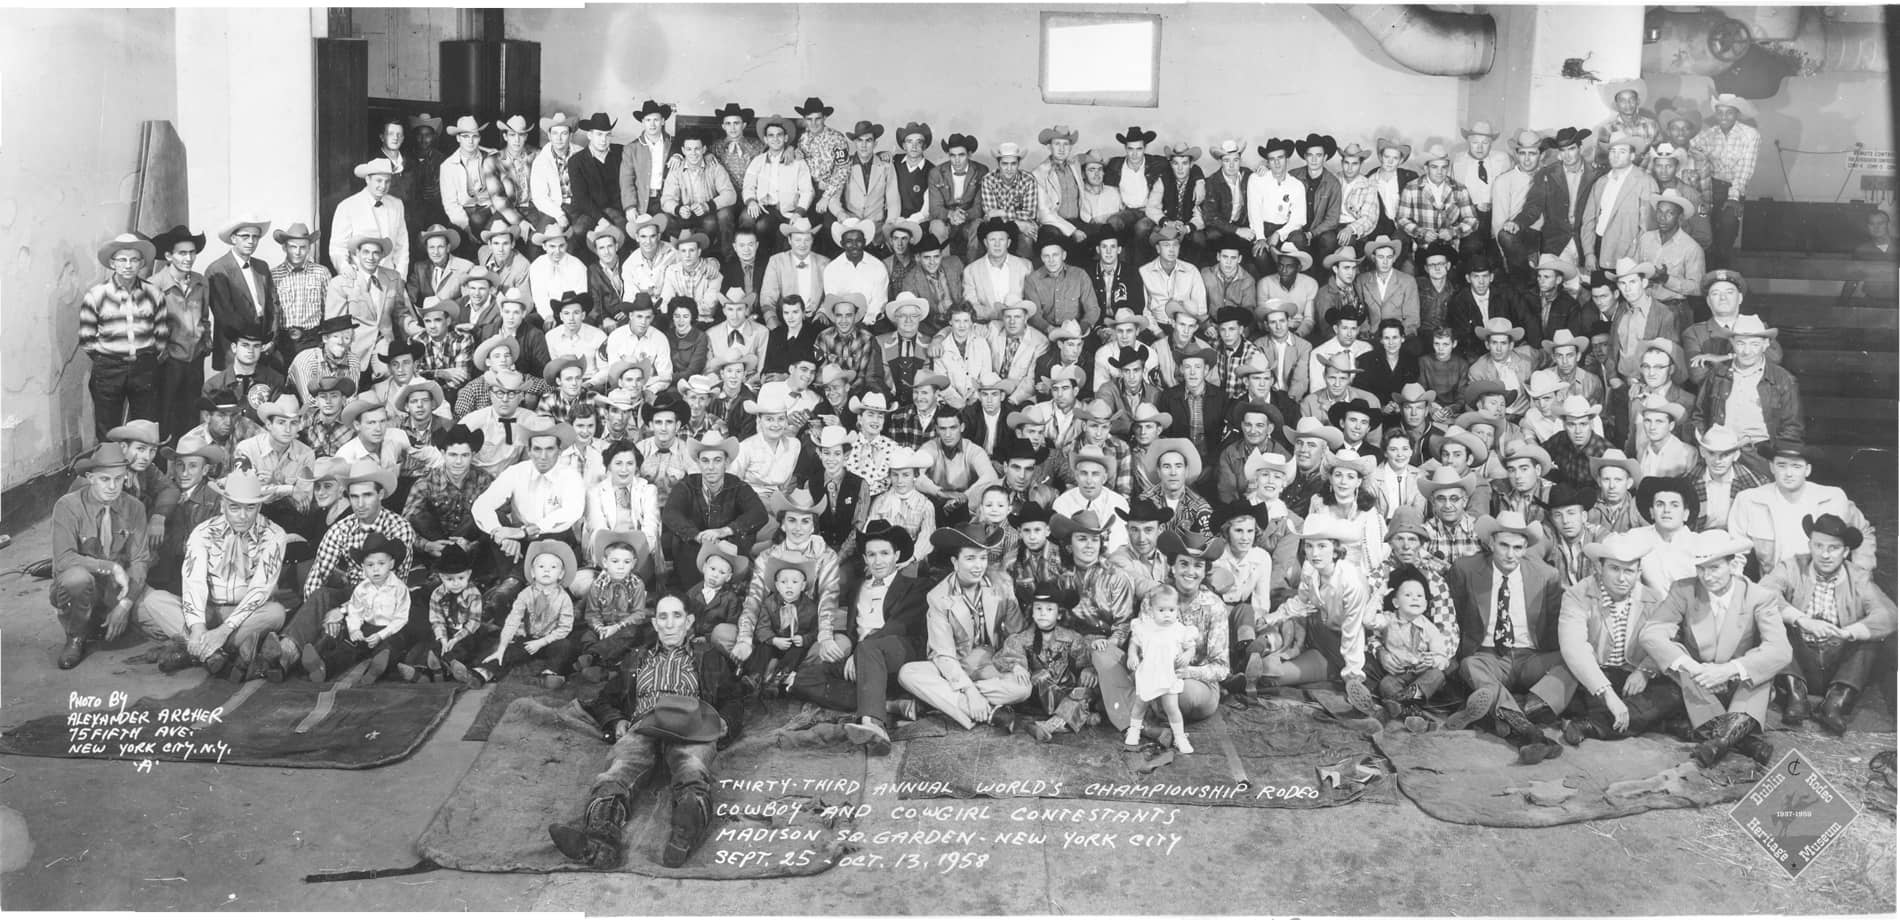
{"left": 57, "top": 87, "right": 1893, "bottom": 869}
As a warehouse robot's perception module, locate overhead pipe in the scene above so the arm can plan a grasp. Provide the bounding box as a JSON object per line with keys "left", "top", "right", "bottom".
{"left": 1644, "top": 7, "right": 1887, "bottom": 79}
{"left": 1338, "top": 5, "right": 1496, "bottom": 78}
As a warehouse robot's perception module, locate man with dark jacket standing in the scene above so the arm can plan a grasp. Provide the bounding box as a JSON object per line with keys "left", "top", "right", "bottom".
{"left": 661, "top": 433, "right": 769, "bottom": 587}
{"left": 1504, "top": 127, "right": 1598, "bottom": 266}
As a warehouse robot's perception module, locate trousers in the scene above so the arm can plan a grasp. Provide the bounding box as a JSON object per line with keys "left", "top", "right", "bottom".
{"left": 88, "top": 350, "right": 160, "bottom": 443}
{"left": 591, "top": 732, "right": 715, "bottom": 800}
{"left": 896, "top": 652, "right": 1032, "bottom": 730}
{"left": 136, "top": 591, "right": 287, "bottom": 662}
{"left": 1786, "top": 629, "right": 1878, "bottom": 693}
{"left": 52, "top": 566, "right": 126, "bottom": 638}
{"left": 1460, "top": 646, "right": 1577, "bottom": 714}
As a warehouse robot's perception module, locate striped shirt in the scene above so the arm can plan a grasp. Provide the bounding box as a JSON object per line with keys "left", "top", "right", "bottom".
{"left": 629, "top": 644, "right": 700, "bottom": 720}
{"left": 273, "top": 261, "right": 333, "bottom": 330}
{"left": 79, "top": 277, "right": 169, "bottom": 357}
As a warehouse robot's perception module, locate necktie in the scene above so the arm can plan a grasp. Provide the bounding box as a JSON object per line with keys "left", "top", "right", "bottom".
{"left": 1002, "top": 336, "right": 1021, "bottom": 373}
{"left": 825, "top": 476, "right": 840, "bottom": 511}
{"left": 616, "top": 485, "right": 631, "bottom": 511}
{"left": 99, "top": 506, "right": 114, "bottom": 550}
{"left": 729, "top": 329, "right": 744, "bottom": 346}
{"left": 795, "top": 260, "right": 808, "bottom": 269}
{"left": 900, "top": 338, "right": 913, "bottom": 360}
{"left": 780, "top": 602, "right": 799, "bottom": 635}
{"left": 1494, "top": 575, "right": 1515, "bottom": 649}
{"left": 1478, "top": 161, "right": 1489, "bottom": 184}
{"left": 1604, "top": 598, "right": 1630, "bottom": 667}
{"left": 969, "top": 591, "right": 989, "bottom": 647}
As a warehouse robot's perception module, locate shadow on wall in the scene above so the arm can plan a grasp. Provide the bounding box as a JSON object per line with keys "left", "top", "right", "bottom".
{"left": 1647, "top": 72, "right": 1887, "bottom": 201}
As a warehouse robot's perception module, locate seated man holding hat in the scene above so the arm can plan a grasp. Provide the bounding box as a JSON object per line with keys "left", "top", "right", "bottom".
{"left": 896, "top": 525, "right": 1032, "bottom": 730}
{"left": 137, "top": 470, "right": 291, "bottom": 680}
{"left": 1640, "top": 529, "right": 1793, "bottom": 768}
{"left": 1759, "top": 513, "right": 1896, "bottom": 736}
{"left": 548, "top": 593, "right": 745, "bottom": 870}
{"left": 48, "top": 444, "right": 154, "bottom": 670}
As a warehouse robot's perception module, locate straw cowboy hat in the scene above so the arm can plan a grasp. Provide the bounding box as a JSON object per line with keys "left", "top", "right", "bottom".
{"left": 685, "top": 431, "right": 742, "bottom": 463}
{"left": 1712, "top": 315, "right": 1778, "bottom": 340}
{"left": 353, "top": 158, "right": 397, "bottom": 179}
{"left": 590, "top": 528, "right": 652, "bottom": 564}
{"left": 1476, "top": 510, "right": 1542, "bottom": 548}
{"left": 96, "top": 233, "right": 156, "bottom": 269}
{"left": 1583, "top": 531, "right": 1652, "bottom": 564}
{"left": 1142, "top": 438, "right": 1204, "bottom": 484}
{"left": 1243, "top": 451, "right": 1294, "bottom": 482}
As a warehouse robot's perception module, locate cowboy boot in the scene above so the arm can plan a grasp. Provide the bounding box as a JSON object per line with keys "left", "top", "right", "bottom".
{"left": 157, "top": 641, "right": 196, "bottom": 674}
{"left": 1692, "top": 713, "right": 1749, "bottom": 769}
{"left": 1775, "top": 674, "right": 1810, "bottom": 726}
{"left": 1443, "top": 685, "right": 1502, "bottom": 731}
{"left": 1656, "top": 714, "right": 1696, "bottom": 742}
{"left": 1560, "top": 718, "right": 1603, "bottom": 747}
{"left": 1730, "top": 716, "right": 1776, "bottom": 767}
{"left": 548, "top": 792, "right": 629, "bottom": 869}
{"left": 1814, "top": 684, "right": 1860, "bottom": 737}
{"left": 661, "top": 788, "right": 712, "bottom": 868}
{"left": 717, "top": 698, "right": 748, "bottom": 750}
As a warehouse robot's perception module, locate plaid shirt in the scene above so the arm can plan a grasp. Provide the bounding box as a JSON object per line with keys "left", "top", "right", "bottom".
{"left": 1543, "top": 432, "right": 1612, "bottom": 489}
{"left": 817, "top": 324, "right": 887, "bottom": 393}
{"left": 303, "top": 510, "right": 417, "bottom": 597}
{"left": 1217, "top": 339, "right": 1263, "bottom": 397}
{"left": 416, "top": 330, "right": 470, "bottom": 381}
{"left": 402, "top": 465, "right": 495, "bottom": 541}
{"left": 1692, "top": 462, "right": 1765, "bottom": 530}
{"left": 1806, "top": 571, "right": 1842, "bottom": 626}
{"left": 885, "top": 405, "right": 935, "bottom": 449}
{"left": 1396, "top": 178, "right": 1479, "bottom": 242}
{"left": 710, "top": 136, "right": 765, "bottom": 191}
{"left": 273, "top": 261, "right": 333, "bottom": 330}
{"left": 1422, "top": 513, "right": 1482, "bottom": 567}
{"left": 1692, "top": 122, "right": 1760, "bottom": 190}
{"left": 301, "top": 409, "right": 354, "bottom": 456}
{"left": 180, "top": 514, "right": 287, "bottom": 631}
{"left": 1372, "top": 555, "right": 1457, "bottom": 643}
{"left": 1051, "top": 437, "right": 1133, "bottom": 495}
{"left": 1340, "top": 174, "right": 1382, "bottom": 239}
{"left": 979, "top": 170, "right": 1038, "bottom": 222}
{"left": 428, "top": 583, "right": 485, "bottom": 645}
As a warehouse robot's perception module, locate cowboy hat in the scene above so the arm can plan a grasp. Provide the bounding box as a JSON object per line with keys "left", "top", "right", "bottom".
{"left": 1326, "top": 448, "right": 1376, "bottom": 478}
{"left": 75, "top": 443, "right": 133, "bottom": 474}
{"left": 1295, "top": 517, "right": 1362, "bottom": 544}
{"left": 1590, "top": 448, "right": 1642, "bottom": 480}
{"left": 930, "top": 523, "right": 1003, "bottom": 554}
{"left": 343, "top": 459, "right": 397, "bottom": 494}
{"left": 1365, "top": 233, "right": 1406, "bottom": 257}
{"left": 207, "top": 468, "right": 270, "bottom": 505}
{"left": 445, "top": 115, "right": 487, "bottom": 138}
{"left": 1123, "top": 495, "right": 1176, "bottom": 525}
{"left": 1499, "top": 439, "right": 1552, "bottom": 471}
{"left": 1546, "top": 127, "right": 1593, "bottom": 150}
{"left": 1507, "top": 129, "right": 1545, "bottom": 152}
{"left": 344, "top": 233, "right": 393, "bottom": 256}
{"left": 708, "top": 101, "right": 755, "bottom": 123}
{"left": 1708, "top": 94, "right": 1758, "bottom": 119}
{"left": 1476, "top": 511, "right": 1542, "bottom": 548}
{"left": 830, "top": 217, "right": 876, "bottom": 247}
{"left": 807, "top": 424, "right": 853, "bottom": 452}
{"left": 1106, "top": 308, "right": 1150, "bottom": 332}
{"left": 908, "top": 368, "right": 952, "bottom": 392}
{"left": 1256, "top": 137, "right": 1296, "bottom": 160}
{"left": 255, "top": 394, "right": 303, "bottom": 424}
{"left": 338, "top": 397, "right": 389, "bottom": 427}
{"left": 1244, "top": 451, "right": 1295, "bottom": 482}
{"left": 97, "top": 233, "right": 156, "bottom": 268}
{"left": 1150, "top": 222, "right": 1189, "bottom": 245}
{"left": 1290, "top": 417, "right": 1345, "bottom": 450}
{"left": 1070, "top": 447, "right": 1116, "bottom": 478}
{"left": 694, "top": 540, "right": 750, "bottom": 580}
{"left": 419, "top": 296, "right": 462, "bottom": 323}
{"left": 352, "top": 158, "right": 397, "bottom": 179}
{"left": 1462, "top": 120, "right": 1502, "bottom": 140}
{"left": 767, "top": 486, "right": 829, "bottom": 519}
{"left": 1803, "top": 513, "right": 1865, "bottom": 551}
{"left": 272, "top": 222, "right": 318, "bottom": 244}
{"left": 885, "top": 218, "right": 924, "bottom": 244}
{"left": 1688, "top": 529, "right": 1753, "bottom": 564}
{"left": 1051, "top": 510, "right": 1115, "bottom": 540}
{"left": 472, "top": 335, "right": 520, "bottom": 368}
{"left": 1158, "top": 530, "right": 1225, "bottom": 563}
{"left": 1295, "top": 132, "right": 1339, "bottom": 158}
{"left": 939, "top": 132, "right": 978, "bottom": 154}
{"left": 166, "top": 434, "right": 228, "bottom": 468}
{"left": 1327, "top": 398, "right": 1378, "bottom": 428}
{"left": 1712, "top": 314, "right": 1778, "bottom": 340}
{"left": 1555, "top": 395, "right": 1600, "bottom": 418}
{"left": 1419, "top": 143, "right": 1453, "bottom": 166}
{"left": 1438, "top": 426, "right": 1490, "bottom": 464}
{"left": 893, "top": 121, "right": 932, "bottom": 147}
{"left": 1037, "top": 124, "right": 1079, "bottom": 145}
{"left": 1524, "top": 369, "right": 1567, "bottom": 400}
{"left": 1418, "top": 466, "right": 1477, "bottom": 499}
{"left": 418, "top": 224, "right": 463, "bottom": 251}
{"left": 1534, "top": 254, "right": 1579, "bottom": 283}
{"left": 522, "top": 538, "right": 578, "bottom": 586}
{"left": 743, "top": 381, "right": 800, "bottom": 416}
{"left": 1584, "top": 531, "right": 1652, "bottom": 564}
{"left": 1107, "top": 344, "right": 1151, "bottom": 371}
{"left": 1115, "top": 125, "right": 1158, "bottom": 145}
{"left": 992, "top": 142, "right": 1027, "bottom": 161}
{"left": 755, "top": 113, "right": 800, "bottom": 142}
{"left": 350, "top": 532, "right": 408, "bottom": 568}
{"left": 536, "top": 112, "right": 578, "bottom": 135}
{"left": 1143, "top": 438, "right": 1204, "bottom": 484}
{"left": 105, "top": 420, "right": 162, "bottom": 445}
{"left": 150, "top": 225, "right": 206, "bottom": 255}
{"left": 1129, "top": 403, "right": 1174, "bottom": 430}
{"left": 849, "top": 391, "right": 896, "bottom": 415}
{"left": 309, "top": 375, "right": 358, "bottom": 397}
{"left": 973, "top": 370, "right": 1010, "bottom": 394}
{"left": 1645, "top": 188, "right": 1696, "bottom": 216}
{"left": 1541, "top": 330, "right": 1591, "bottom": 358}
{"left": 1004, "top": 402, "right": 1050, "bottom": 432}
{"left": 1159, "top": 142, "right": 1203, "bottom": 161}
{"left": 1610, "top": 256, "right": 1655, "bottom": 280}
{"left": 517, "top": 415, "right": 578, "bottom": 450}
{"left": 1603, "top": 132, "right": 1649, "bottom": 155}
{"left": 1386, "top": 507, "right": 1431, "bottom": 541}
{"left": 1272, "top": 241, "right": 1314, "bottom": 271}
{"left": 575, "top": 112, "right": 618, "bottom": 133}
{"left": 1696, "top": 425, "right": 1745, "bottom": 454}
{"left": 1374, "top": 137, "right": 1412, "bottom": 161}
{"left": 586, "top": 528, "right": 651, "bottom": 566}
{"left": 1634, "top": 394, "right": 1687, "bottom": 423}
{"left": 1338, "top": 142, "right": 1371, "bottom": 161}
{"left": 1046, "top": 320, "right": 1084, "bottom": 343}
{"left": 629, "top": 99, "right": 674, "bottom": 122}
{"left": 392, "top": 380, "right": 445, "bottom": 413}
{"left": 1394, "top": 382, "right": 1437, "bottom": 405}
{"left": 684, "top": 431, "right": 741, "bottom": 463}
{"left": 886, "top": 446, "right": 930, "bottom": 471}
{"left": 1478, "top": 316, "right": 1525, "bottom": 343}
{"left": 793, "top": 96, "right": 835, "bottom": 117}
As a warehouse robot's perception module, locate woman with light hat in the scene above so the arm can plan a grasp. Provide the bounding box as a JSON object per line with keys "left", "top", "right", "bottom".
{"left": 1302, "top": 448, "right": 1388, "bottom": 572}
{"left": 1251, "top": 516, "right": 1378, "bottom": 713}
{"left": 728, "top": 381, "right": 807, "bottom": 503}
{"left": 842, "top": 390, "right": 901, "bottom": 494}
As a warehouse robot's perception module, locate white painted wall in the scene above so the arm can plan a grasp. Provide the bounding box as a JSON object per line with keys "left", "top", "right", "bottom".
{"left": 0, "top": 10, "right": 179, "bottom": 492}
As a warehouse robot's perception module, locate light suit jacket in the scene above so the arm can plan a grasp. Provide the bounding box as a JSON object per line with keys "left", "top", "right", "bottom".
{"left": 962, "top": 255, "right": 1033, "bottom": 322}
{"left": 1640, "top": 576, "right": 1793, "bottom": 722}
{"left": 1558, "top": 577, "right": 1665, "bottom": 696}
{"left": 618, "top": 133, "right": 681, "bottom": 209}
{"left": 1578, "top": 167, "right": 1659, "bottom": 268}
{"left": 329, "top": 189, "right": 411, "bottom": 277}
{"left": 761, "top": 251, "right": 829, "bottom": 310}
{"left": 839, "top": 157, "right": 901, "bottom": 223}
{"left": 924, "top": 575, "right": 1029, "bottom": 685}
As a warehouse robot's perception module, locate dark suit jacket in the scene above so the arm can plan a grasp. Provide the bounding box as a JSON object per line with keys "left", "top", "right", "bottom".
{"left": 794, "top": 469, "right": 865, "bottom": 551}
{"left": 1105, "top": 154, "right": 1167, "bottom": 190}
{"left": 960, "top": 401, "right": 1022, "bottom": 459}
{"left": 1511, "top": 161, "right": 1599, "bottom": 257}
{"left": 1157, "top": 383, "right": 1228, "bottom": 463}
{"left": 1520, "top": 286, "right": 1595, "bottom": 346}
{"left": 720, "top": 256, "right": 766, "bottom": 300}
{"left": 1353, "top": 348, "right": 1420, "bottom": 406}
{"left": 1294, "top": 166, "right": 1344, "bottom": 235}
{"left": 1448, "top": 552, "right": 1564, "bottom": 660}
{"left": 566, "top": 145, "right": 626, "bottom": 229}
{"left": 928, "top": 161, "right": 990, "bottom": 220}
{"left": 840, "top": 571, "right": 933, "bottom": 648}
{"left": 661, "top": 473, "right": 768, "bottom": 553}
{"left": 1086, "top": 260, "right": 1140, "bottom": 319}
{"left": 1445, "top": 286, "right": 1531, "bottom": 357}
{"left": 1199, "top": 170, "right": 1253, "bottom": 234}
{"left": 205, "top": 251, "right": 280, "bottom": 369}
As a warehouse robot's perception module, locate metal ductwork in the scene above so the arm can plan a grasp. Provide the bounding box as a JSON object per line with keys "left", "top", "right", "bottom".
{"left": 1339, "top": 5, "right": 1496, "bottom": 78}
{"left": 1643, "top": 7, "right": 1887, "bottom": 96}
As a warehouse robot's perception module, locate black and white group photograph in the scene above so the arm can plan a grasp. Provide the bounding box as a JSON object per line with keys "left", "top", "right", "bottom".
{"left": 0, "top": 2, "right": 1893, "bottom": 915}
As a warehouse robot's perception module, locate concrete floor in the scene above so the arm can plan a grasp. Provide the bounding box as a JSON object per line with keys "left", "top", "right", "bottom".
{"left": 0, "top": 515, "right": 1893, "bottom": 915}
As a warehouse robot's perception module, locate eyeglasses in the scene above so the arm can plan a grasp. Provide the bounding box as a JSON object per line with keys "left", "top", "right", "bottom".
{"left": 495, "top": 388, "right": 524, "bottom": 397}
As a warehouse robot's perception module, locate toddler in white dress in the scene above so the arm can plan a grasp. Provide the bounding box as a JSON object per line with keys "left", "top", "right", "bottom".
{"left": 1125, "top": 585, "right": 1198, "bottom": 754}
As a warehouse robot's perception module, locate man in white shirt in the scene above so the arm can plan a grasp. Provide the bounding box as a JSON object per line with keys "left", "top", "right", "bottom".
{"left": 1105, "top": 126, "right": 1163, "bottom": 262}
{"left": 662, "top": 135, "right": 740, "bottom": 252}
{"left": 471, "top": 415, "right": 585, "bottom": 566}
{"left": 1491, "top": 130, "right": 1547, "bottom": 284}
{"left": 1138, "top": 224, "right": 1207, "bottom": 331}
{"left": 1444, "top": 511, "right": 1572, "bottom": 765}
{"left": 440, "top": 116, "right": 496, "bottom": 239}
{"left": 598, "top": 296, "right": 675, "bottom": 391}
{"left": 1050, "top": 449, "right": 1131, "bottom": 556}
{"left": 330, "top": 159, "right": 410, "bottom": 279}
{"left": 1247, "top": 138, "right": 1307, "bottom": 271}
{"left": 741, "top": 115, "right": 813, "bottom": 251}
{"left": 527, "top": 231, "right": 588, "bottom": 325}
{"left": 761, "top": 216, "right": 828, "bottom": 309}
{"left": 1450, "top": 120, "right": 1511, "bottom": 263}
{"left": 1729, "top": 445, "right": 1878, "bottom": 576}
{"left": 619, "top": 215, "right": 677, "bottom": 301}
{"left": 823, "top": 218, "right": 890, "bottom": 320}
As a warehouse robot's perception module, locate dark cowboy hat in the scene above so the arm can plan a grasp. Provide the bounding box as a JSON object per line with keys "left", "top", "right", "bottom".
{"left": 1033, "top": 225, "right": 1073, "bottom": 256}
{"left": 434, "top": 543, "right": 474, "bottom": 574}
{"left": 434, "top": 423, "right": 485, "bottom": 453}
{"left": 575, "top": 112, "right": 617, "bottom": 132}
{"left": 930, "top": 523, "right": 1004, "bottom": 555}
{"left": 1420, "top": 241, "right": 1459, "bottom": 268}
{"left": 1803, "top": 513, "right": 1865, "bottom": 551}
{"left": 848, "top": 120, "right": 885, "bottom": 141}
{"left": 1295, "top": 133, "right": 1339, "bottom": 159}
{"left": 1124, "top": 496, "right": 1176, "bottom": 525}
{"left": 711, "top": 102, "right": 754, "bottom": 122}
{"left": 1634, "top": 475, "right": 1701, "bottom": 526}
{"left": 794, "top": 96, "right": 837, "bottom": 117}
{"left": 1327, "top": 398, "right": 1378, "bottom": 428}
{"left": 1256, "top": 137, "right": 1297, "bottom": 159}
{"left": 1158, "top": 530, "right": 1225, "bottom": 562}
{"left": 912, "top": 232, "right": 945, "bottom": 254}
{"left": 1009, "top": 501, "right": 1056, "bottom": 528}
{"left": 1114, "top": 125, "right": 1158, "bottom": 145}
{"left": 634, "top": 693, "right": 727, "bottom": 744}
{"left": 313, "top": 314, "right": 355, "bottom": 337}
{"left": 349, "top": 531, "right": 408, "bottom": 567}
{"left": 1545, "top": 126, "right": 1594, "bottom": 150}
{"left": 1544, "top": 481, "right": 1598, "bottom": 512}
{"left": 197, "top": 388, "right": 242, "bottom": 412}
{"left": 895, "top": 122, "right": 933, "bottom": 147}
{"left": 1215, "top": 305, "right": 1255, "bottom": 329}
{"left": 939, "top": 132, "right": 978, "bottom": 155}
{"left": 631, "top": 99, "right": 674, "bottom": 121}
{"left": 151, "top": 225, "right": 207, "bottom": 254}
{"left": 976, "top": 216, "right": 1018, "bottom": 243}
{"left": 859, "top": 519, "right": 916, "bottom": 563}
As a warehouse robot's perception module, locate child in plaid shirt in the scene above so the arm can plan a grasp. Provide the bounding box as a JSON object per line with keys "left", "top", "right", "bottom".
{"left": 574, "top": 530, "right": 652, "bottom": 681}
{"left": 402, "top": 544, "right": 486, "bottom": 681}
{"left": 994, "top": 590, "right": 1095, "bottom": 741}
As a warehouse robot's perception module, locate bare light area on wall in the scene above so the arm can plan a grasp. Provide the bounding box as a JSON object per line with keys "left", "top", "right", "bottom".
{"left": 1041, "top": 12, "right": 1160, "bottom": 107}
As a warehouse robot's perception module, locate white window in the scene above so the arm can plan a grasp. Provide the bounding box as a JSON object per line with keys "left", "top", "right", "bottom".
{"left": 1040, "top": 12, "right": 1161, "bottom": 108}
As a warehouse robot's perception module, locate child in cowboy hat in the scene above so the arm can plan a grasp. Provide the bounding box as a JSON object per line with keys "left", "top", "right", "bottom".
{"left": 570, "top": 528, "right": 654, "bottom": 683}
{"left": 687, "top": 541, "right": 750, "bottom": 658}
{"left": 865, "top": 447, "right": 937, "bottom": 547}
{"left": 454, "top": 539, "right": 579, "bottom": 689}
{"left": 994, "top": 586, "right": 1094, "bottom": 742}
{"left": 741, "top": 556, "right": 820, "bottom": 696}
{"left": 1374, "top": 563, "right": 1453, "bottom": 731}
{"left": 307, "top": 533, "right": 412, "bottom": 684}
